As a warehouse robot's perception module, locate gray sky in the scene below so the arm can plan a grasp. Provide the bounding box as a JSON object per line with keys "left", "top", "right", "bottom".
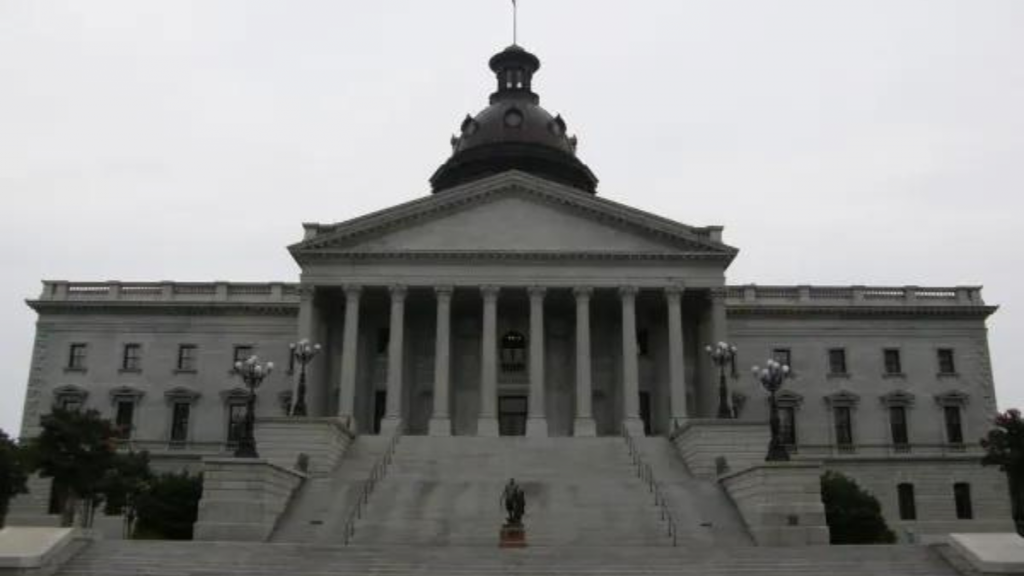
{"left": 1, "top": 1, "right": 1022, "bottom": 436}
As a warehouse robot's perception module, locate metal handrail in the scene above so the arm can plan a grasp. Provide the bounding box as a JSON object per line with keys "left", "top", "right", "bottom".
{"left": 622, "top": 427, "right": 677, "bottom": 547}
{"left": 341, "top": 431, "right": 402, "bottom": 545}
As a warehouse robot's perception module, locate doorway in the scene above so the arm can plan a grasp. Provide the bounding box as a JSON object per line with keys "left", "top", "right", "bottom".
{"left": 498, "top": 395, "right": 528, "bottom": 436}
{"left": 373, "top": 390, "right": 386, "bottom": 434}
{"left": 639, "top": 391, "right": 652, "bottom": 436}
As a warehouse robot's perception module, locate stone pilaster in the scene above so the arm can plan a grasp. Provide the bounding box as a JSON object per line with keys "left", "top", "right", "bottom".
{"left": 526, "top": 286, "right": 548, "bottom": 437}
{"left": 429, "top": 286, "right": 454, "bottom": 436}
{"left": 380, "top": 285, "right": 406, "bottom": 435}
{"left": 338, "top": 285, "right": 362, "bottom": 432}
{"left": 620, "top": 286, "right": 644, "bottom": 435}
{"left": 666, "top": 285, "right": 688, "bottom": 429}
{"left": 573, "top": 287, "right": 597, "bottom": 436}
{"left": 478, "top": 286, "right": 500, "bottom": 436}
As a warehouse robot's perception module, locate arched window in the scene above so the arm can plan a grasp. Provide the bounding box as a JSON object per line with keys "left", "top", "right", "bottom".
{"left": 500, "top": 331, "right": 527, "bottom": 373}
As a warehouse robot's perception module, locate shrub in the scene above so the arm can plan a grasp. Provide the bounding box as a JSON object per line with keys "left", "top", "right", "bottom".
{"left": 821, "top": 471, "right": 896, "bottom": 544}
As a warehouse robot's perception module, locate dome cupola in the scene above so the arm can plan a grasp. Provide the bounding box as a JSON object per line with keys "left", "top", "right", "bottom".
{"left": 430, "top": 45, "right": 598, "bottom": 194}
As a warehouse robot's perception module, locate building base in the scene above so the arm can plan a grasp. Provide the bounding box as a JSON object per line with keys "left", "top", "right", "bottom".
{"left": 573, "top": 418, "right": 597, "bottom": 437}
{"left": 622, "top": 418, "right": 645, "bottom": 437}
{"left": 378, "top": 417, "right": 403, "bottom": 436}
{"left": 477, "top": 417, "right": 500, "bottom": 437}
{"left": 427, "top": 417, "right": 452, "bottom": 436}
{"left": 525, "top": 417, "right": 548, "bottom": 438}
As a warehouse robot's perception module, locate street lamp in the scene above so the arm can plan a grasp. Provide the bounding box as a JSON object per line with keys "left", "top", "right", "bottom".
{"left": 753, "top": 359, "right": 791, "bottom": 462}
{"left": 233, "top": 355, "right": 273, "bottom": 458}
{"left": 289, "top": 339, "right": 321, "bottom": 417}
{"left": 706, "top": 342, "right": 738, "bottom": 419}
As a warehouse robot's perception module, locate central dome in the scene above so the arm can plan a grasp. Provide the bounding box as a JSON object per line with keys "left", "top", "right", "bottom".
{"left": 430, "top": 45, "right": 599, "bottom": 194}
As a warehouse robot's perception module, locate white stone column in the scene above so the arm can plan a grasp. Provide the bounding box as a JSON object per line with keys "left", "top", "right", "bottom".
{"left": 429, "top": 286, "right": 453, "bottom": 436}
{"left": 665, "top": 286, "right": 688, "bottom": 430}
{"left": 338, "top": 285, "right": 362, "bottom": 432}
{"left": 526, "top": 286, "right": 548, "bottom": 437}
{"left": 292, "top": 285, "right": 317, "bottom": 415}
{"left": 380, "top": 285, "right": 406, "bottom": 435}
{"left": 573, "top": 287, "right": 597, "bottom": 436}
{"left": 708, "top": 288, "right": 731, "bottom": 417}
{"left": 478, "top": 286, "right": 500, "bottom": 436}
{"left": 620, "top": 286, "right": 644, "bottom": 435}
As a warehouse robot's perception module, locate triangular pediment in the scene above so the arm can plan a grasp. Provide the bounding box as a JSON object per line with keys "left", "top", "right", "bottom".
{"left": 291, "top": 172, "right": 736, "bottom": 261}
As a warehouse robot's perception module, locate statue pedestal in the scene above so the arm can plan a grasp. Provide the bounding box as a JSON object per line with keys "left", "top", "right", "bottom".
{"left": 499, "top": 523, "right": 526, "bottom": 548}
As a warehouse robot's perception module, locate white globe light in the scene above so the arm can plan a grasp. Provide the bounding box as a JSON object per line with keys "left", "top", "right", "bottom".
{"left": 267, "top": 362, "right": 275, "bottom": 371}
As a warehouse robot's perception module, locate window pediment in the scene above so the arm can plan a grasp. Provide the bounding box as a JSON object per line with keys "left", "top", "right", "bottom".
{"left": 775, "top": 390, "right": 804, "bottom": 408}
{"left": 109, "top": 385, "right": 144, "bottom": 403}
{"left": 935, "top": 390, "right": 970, "bottom": 407}
{"left": 880, "top": 390, "right": 916, "bottom": 407}
{"left": 824, "top": 390, "right": 860, "bottom": 408}
{"left": 220, "top": 387, "right": 251, "bottom": 404}
{"left": 52, "top": 385, "right": 89, "bottom": 406}
{"left": 164, "top": 386, "right": 201, "bottom": 404}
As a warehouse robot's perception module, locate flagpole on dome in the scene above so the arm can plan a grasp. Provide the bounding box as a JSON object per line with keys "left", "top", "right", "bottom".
{"left": 512, "top": 0, "right": 518, "bottom": 46}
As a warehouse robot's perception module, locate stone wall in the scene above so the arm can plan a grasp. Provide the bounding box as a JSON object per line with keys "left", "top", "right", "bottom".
{"left": 671, "top": 419, "right": 771, "bottom": 478}
{"left": 255, "top": 417, "right": 354, "bottom": 476}
{"left": 193, "top": 458, "right": 305, "bottom": 542}
{"left": 720, "top": 462, "right": 830, "bottom": 546}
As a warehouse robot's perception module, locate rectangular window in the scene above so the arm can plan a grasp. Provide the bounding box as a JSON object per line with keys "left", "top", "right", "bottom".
{"left": 227, "top": 404, "right": 246, "bottom": 444}
{"left": 780, "top": 406, "right": 797, "bottom": 445}
{"left": 68, "top": 344, "right": 87, "bottom": 369}
{"left": 114, "top": 401, "right": 134, "bottom": 440}
{"left": 233, "top": 345, "right": 254, "bottom": 368}
{"left": 376, "top": 329, "right": 390, "bottom": 355}
{"left": 177, "top": 345, "right": 197, "bottom": 371}
{"left": 938, "top": 349, "right": 956, "bottom": 375}
{"left": 58, "top": 398, "right": 82, "bottom": 412}
{"left": 122, "top": 344, "right": 142, "bottom": 371}
{"left": 170, "top": 402, "right": 190, "bottom": 444}
{"left": 828, "top": 349, "right": 847, "bottom": 375}
{"left": 772, "top": 348, "right": 792, "bottom": 368}
{"left": 884, "top": 349, "right": 902, "bottom": 375}
{"left": 898, "top": 483, "right": 917, "bottom": 520}
{"left": 954, "top": 483, "right": 973, "bottom": 519}
{"left": 890, "top": 406, "right": 909, "bottom": 447}
{"left": 834, "top": 406, "right": 853, "bottom": 448}
{"left": 945, "top": 406, "right": 964, "bottom": 444}
{"left": 637, "top": 329, "right": 650, "bottom": 357}
{"left": 288, "top": 345, "right": 296, "bottom": 374}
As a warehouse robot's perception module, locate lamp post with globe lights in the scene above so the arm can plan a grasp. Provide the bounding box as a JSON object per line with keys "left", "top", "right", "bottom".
{"left": 233, "top": 355, "right": 273, "bottom": 458}
{"left": 706, "top": 342, "right": 738, "bottom": 419}
{"left": 753, "top": 359, "right": 791, "bottom": 462}
{"left": 289, "top": 339, "right": 321, "bottom": 416}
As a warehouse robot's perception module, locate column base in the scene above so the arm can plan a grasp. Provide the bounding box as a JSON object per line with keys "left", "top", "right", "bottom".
{"left": 573, "top": 418, "right": 597, "bottom": 437}
{"left": 525, "top": 417, "right": 548, "bottom": 438}
{"left": 669, "top": 417, "right": 690, "bottom": 434}
{"left": 428, "top": 417, "right": 452, "bottom": 436}
{"left": 338, "top": 414, "right": 360, "bottom": 436}
{"left": 477, "top": 417, "right": 500, "bottom": 437}
{"left": 378, "top": 417, "right": 403, "bottom": 436}
{"left": 622, "top": 418, "right": 646, "bottom": 437}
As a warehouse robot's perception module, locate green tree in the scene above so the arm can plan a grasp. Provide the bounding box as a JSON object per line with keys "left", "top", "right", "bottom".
{"left": 0, "top": 429, "right": 29, "bottom": 527}
{"left": 97, "top": 451, "right": 154, "bottom": 537}
{"left": 981, "top": 408, "right": 1024, "bottom": 534}
{"left": 133, "top": 472, "right": 202, "bottom": 540}
{"left": 821, "top": 471, "right": 896, "bottom": 544}
{"left": 25, "top": 409, "right": 119, "bottom": 527}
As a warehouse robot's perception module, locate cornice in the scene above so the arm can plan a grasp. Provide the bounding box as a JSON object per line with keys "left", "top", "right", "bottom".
{"left": 27, "top": 300, "right": 300, "bottom": 317}
{"left": 295, "top": 250, "right": 732, "bottom": 265}
{"left": 727, "top": 305, "right": 997, "bottom": 319}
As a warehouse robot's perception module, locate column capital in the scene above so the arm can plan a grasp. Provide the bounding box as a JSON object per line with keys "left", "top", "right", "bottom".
{"left": 342, "top": 284, "right": 363, "bottom": 299}
{"left": 434, "top": 285, "right": 455, "bottom": 298}
{"left": 573, "top": 286, "right": 594, "bottom": 300}
{"left": 528, "top": 286, "right": 547, "bottom": 300}
{"left": 709, "top": 287, "right": 727, "bottom": 302}
{"left": 480, "top": 285, "right": 501, "bottom": 301}
{"left": 389, "top": 284, "right": 408, "bottom": 300}
{"left": 618, "top": 285, "right": 639, "bottom": 298}
{"left": 298, "top": 284, "right": 316, "bottom": 300}
{"left": 665, "top": 285, "right": 686, "bottom": 300}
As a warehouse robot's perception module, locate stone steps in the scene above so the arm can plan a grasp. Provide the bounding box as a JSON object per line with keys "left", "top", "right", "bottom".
{"left": 57, "top": 540, "right": 961, "bottom": 576}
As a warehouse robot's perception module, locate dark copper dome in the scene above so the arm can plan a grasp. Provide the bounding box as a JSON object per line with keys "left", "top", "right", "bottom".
{"left": 430, "top": 45, "right": 598, "bottom": 194}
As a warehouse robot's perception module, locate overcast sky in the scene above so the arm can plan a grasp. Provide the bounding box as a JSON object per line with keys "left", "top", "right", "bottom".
{"left": 1, "top": 1, "right": 1022, "bottom": 436}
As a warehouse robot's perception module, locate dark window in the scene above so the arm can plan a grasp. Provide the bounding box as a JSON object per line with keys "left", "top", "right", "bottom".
{"left": 945, "top": 406, "right": 964, "bottom": 444}
{"left": 58, "top": 398, "right": 82, "bottom": 412}
{"left": 834, "top": 406, "right": 853, "bottom": 447}
{"left": 122, "top": 344, "right": 142, "bottom": 371}
{"left": 68, "top": 344, "right": 87, "bottom": 369}
{"left": 954, "top": 483, "right": 973, "bottom": 519}
{"left": 772, "top": 348, "right": 792, "bottom": 367}
{"left": 500, "top": 331, "right": 527, "bottom": 373}
{"left": 884, "top": 349, "right": 902, "bottom": 374}
{"left": 890, "top": 406, "right": 909, "bottom": 446}
{"left": 828, "top": 349, "right": 847, "bottom": 374}
{"left": 233, "top": 346, "right": 254, "bottom": 367}
{"left": 114, "top": 400, "right": 134, "bottom": 440}
{"left": 227, "top": 404, "right": 246, "bottom": 444}
{"left": 938, "top": 349, "right": 956, "bottom": 374}
{"left": 170, "top": 402, "right": 190, "bottom": 444}
{"left": 288, "top": 345, "right": 297, "bottom": 373}
{"left": 780, "top": 406, "right": 797, "bottom": 445}
{"left": 177, "top": 345, "right": 197, "bottom": 371}
{"left": 637, "top": 329, "right": 650, "bottom": 357}
{"left": 376, "top": 328, "right": 390, "bottom": 355}
{"left": 48, "top": 479, "right": 68, "bottom": 515}
{"left": 898, "top": 483, "right": 917, "bottom": 520}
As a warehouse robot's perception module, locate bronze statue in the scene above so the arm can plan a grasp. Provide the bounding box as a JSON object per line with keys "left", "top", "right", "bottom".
{"left": 501, "top": 478, "right": 526, "bottom": 526}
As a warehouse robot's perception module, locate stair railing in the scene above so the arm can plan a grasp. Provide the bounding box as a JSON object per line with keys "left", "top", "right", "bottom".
{"left": 341, "top": 430, "right": 402, "bottom": 545}
{"left": 622, "top": 426, "right": 678, "bottom": 547}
